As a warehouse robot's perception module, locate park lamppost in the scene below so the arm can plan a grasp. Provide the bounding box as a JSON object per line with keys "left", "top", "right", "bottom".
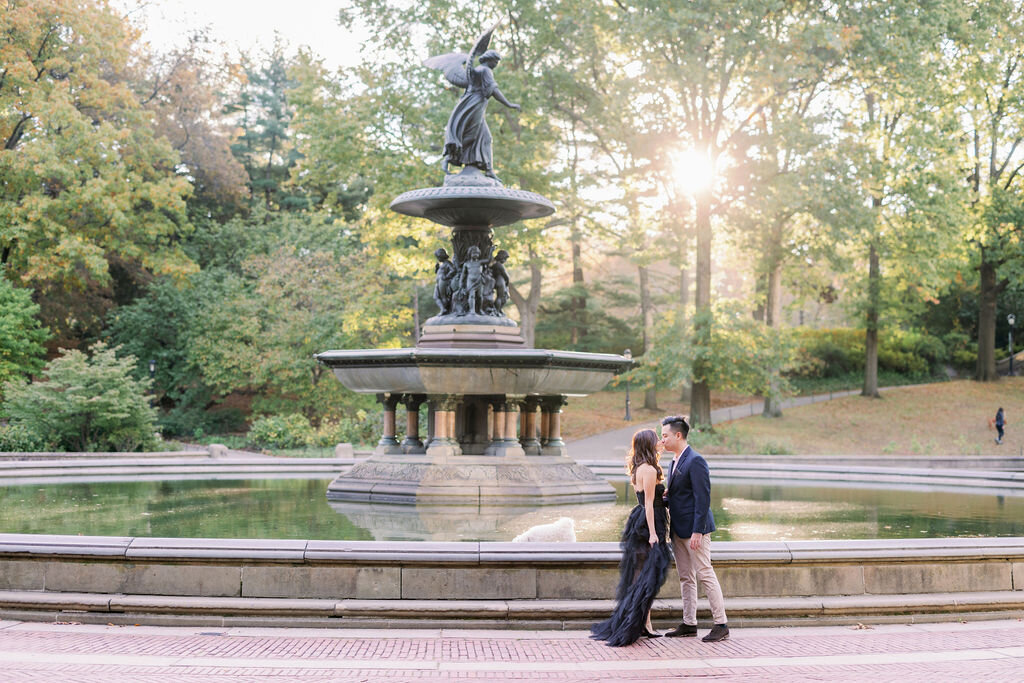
{"left": 148, "top": 359, "right": 156, "bottom": 407}
{"left": 623, "top": 348, "right": 632, "bottom": 421}
{"left": 1009, "top": 314, "right": 1017, "bottom": 376}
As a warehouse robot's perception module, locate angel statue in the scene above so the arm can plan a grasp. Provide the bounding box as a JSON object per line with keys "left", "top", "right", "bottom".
{"left": 424, "top": 24, "right": 520, "bottom": 183}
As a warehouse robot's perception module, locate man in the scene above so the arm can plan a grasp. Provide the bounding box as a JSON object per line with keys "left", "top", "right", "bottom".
{"left": 659, "top": 415, "right": 729, "bottom": 642}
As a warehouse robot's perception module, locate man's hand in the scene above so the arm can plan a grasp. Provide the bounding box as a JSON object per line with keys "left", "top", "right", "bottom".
{"left": 689, "top": 532, "right": 703, "bottom": 551}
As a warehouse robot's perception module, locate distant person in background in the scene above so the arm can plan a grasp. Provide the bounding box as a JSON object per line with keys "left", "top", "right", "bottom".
{"left": 995, "top": 407, "right": 1006, "bottom": 444}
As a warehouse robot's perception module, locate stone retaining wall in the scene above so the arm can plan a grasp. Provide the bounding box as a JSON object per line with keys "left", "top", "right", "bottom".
{"left": 1, "top": 535, "right": 1021, "bottom": 607}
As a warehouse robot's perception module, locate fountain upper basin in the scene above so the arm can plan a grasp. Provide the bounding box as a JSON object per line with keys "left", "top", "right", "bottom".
{"left": 315, "top": 348, "right": 630, "bottom": 395}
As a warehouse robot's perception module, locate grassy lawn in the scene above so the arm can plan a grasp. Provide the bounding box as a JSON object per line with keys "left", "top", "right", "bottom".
{"left": 694, "top": 377, "right": 1023, "bottom": 456}
{"left": 560, "top": 388, "right": 754, "bottom": 441}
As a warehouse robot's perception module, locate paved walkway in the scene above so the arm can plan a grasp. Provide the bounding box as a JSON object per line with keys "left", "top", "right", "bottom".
{"left": 1, "top": 619, "right": 1022, "bottom": 681}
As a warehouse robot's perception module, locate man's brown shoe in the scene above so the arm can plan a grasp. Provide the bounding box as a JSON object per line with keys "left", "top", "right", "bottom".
{"left": 665, "top": 623, "right": 697, "bottom": 637}
{"left": 702, "top": 624, "right": 730, "bottom": 642}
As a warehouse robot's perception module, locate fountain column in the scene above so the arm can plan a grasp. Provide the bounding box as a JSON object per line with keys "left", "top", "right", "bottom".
{"left": 519, "top": 396, "right": 542, "bottom": 455}
{"left": 426, "top": 395, "right": 461, "bottom": 457}
{"left": 375, "top": 393, "right": 403, "bottom": 455}
{"left": 540, "top": 395, "right": 568, "bottom": 456}
{"left": 401, "top": 394, "right": 427, "bottom": 454}
{"left": 504, "top": 396, "right": 521, "bottom": 444}
{"left": 485, "top": 396, "right": 524, "bottom": 457}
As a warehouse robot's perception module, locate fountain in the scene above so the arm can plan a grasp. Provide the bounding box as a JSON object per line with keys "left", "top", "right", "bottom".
{"left": 315, "top": 24, "right": 630, "bottom": 505}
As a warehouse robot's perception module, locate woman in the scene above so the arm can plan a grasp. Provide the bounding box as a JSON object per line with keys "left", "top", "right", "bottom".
{"left": 590, "top": 428, "right": 672, "bottom": 646}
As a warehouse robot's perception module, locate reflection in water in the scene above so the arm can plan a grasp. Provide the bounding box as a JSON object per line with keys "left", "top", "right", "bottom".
{"left": 0, "top": 478, "right": 1022, "bottom": 541}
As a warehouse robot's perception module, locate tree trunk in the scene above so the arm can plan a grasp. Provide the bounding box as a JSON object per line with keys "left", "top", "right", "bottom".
{"left": 570, "top": 229, "right": 584, "bottom": 346}
{"left": 976, "top": 256, "right": 1006, "bottom": 382}
{"left": 752, "top": 273, "right": 767, "bottom": 322}
{"left": 862, "top": 237, "right": 881, "bottom": 398}
{"left": 762, "top": 255, "right": 784, "bottom": 417}
{"left": 690, "top": 195, "right": 712, "bottom": 427}
{"left": 638, "top": 264, "right": 658, "bottom": 410}
{"left": 509, "top": 246, "right": 542, "bottom": 348}
{"left": 678, "top": 249, "right": 690, "bottom": 401}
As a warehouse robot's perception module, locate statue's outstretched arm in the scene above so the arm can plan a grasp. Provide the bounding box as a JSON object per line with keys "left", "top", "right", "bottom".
{"left": 491, "top": 87, "right": 520, "bottom": 111}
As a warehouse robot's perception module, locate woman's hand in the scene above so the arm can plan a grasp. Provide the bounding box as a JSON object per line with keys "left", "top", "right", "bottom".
{"left": 649, "top": 533, "right": 658, "bottom": 547}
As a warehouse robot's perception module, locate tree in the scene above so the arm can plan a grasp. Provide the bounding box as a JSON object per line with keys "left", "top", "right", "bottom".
{"left": 0, "top": 276, "right": 49, "bottom": 397}
{"left": 728, "top": 80, "right": 838, "bottom": 416}
{"left": 183, "top": 214, "right": 411, "bottom": 419}
{"left": 0, "top": 0, "right": 195, "bottom": 344}
{"left": 3, "top": 342, "right": 159, "bottom": 452}
{"left": 830, "top": 0, "right": 966, "bottom": 397}
{"left": 951, "top": 0, "right": 1024, "bottom": 380}
{"left": 131, "top": 30, "right": 250, "bottom": 220}
{"left": 228, "top": 39, "right": 307, "bottom": 213}
{"left": 616, "top": 0, "right": 844, "bottom": 425}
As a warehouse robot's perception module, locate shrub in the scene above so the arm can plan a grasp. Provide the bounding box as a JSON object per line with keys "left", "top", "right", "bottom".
{"left": 312, "top": 409, "right": 378, "bottom": 447}
{"left": 0, "top": 422, "right": 52, "bottom": 452}
{"left": 952, "top": 348, "right": 977, "bottom": 370}
{"left": 247, "top": 414, "right": 315, "bottom": 450}
{"left": 791, "top": 329, "right": 864, "bottom": 378}
{"left": 0, "top": 278, "right": 50, "bottom": 399}
{"left": 2, "top": 343, "right": 159, "bottom": 452}
{"left": 790, "top": 328, "right": 945, "bottom": 380}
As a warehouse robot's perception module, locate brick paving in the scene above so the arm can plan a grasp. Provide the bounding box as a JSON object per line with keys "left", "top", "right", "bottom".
{"left": 0, "top": 619, "right": 1022, "bottom": 681}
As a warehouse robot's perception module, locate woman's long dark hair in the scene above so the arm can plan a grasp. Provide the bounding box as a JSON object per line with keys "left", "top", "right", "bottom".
{"left": 626, "top": 428, "right": 663, "bottom": 484}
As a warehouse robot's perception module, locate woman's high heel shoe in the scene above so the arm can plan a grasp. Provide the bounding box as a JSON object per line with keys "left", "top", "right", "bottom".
{"left": 642, "top": 628, "right": 663, "bottom": 638}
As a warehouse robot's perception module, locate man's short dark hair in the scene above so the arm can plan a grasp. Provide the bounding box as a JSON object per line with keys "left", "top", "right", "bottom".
{"left": 661, "top": 415, "right": 689, "bottom": 438}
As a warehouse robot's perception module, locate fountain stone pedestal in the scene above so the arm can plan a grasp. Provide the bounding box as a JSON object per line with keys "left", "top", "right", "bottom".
{"left": 316, "top": 168, "right": 631, "bottom": 505}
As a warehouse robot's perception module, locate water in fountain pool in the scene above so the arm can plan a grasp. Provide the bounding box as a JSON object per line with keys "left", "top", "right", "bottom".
{"left": 1, "top": 478, "right": 1022, "bottom": 541}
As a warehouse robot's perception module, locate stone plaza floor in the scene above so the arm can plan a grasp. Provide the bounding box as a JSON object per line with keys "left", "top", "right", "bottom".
{"left": 1, "top": 618, "right": 1022, "bottom": 681}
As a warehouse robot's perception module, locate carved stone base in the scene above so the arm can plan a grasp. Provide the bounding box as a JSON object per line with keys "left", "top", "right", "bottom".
{"left": 417, "top": 324, "right": 526, "bottom": 349}
{"left": 425, "top": 438, "right": 462, "bottom": 458}
{"left": 325, "top": 453, "right": 616, "bottom": 505}
{"left": 483, "top": 440, "right": 526, "bottom": 457}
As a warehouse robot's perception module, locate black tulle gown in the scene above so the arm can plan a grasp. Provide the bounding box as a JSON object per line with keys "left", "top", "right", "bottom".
{"left": 590, "top": 483, "right": 672, "bottom": 647}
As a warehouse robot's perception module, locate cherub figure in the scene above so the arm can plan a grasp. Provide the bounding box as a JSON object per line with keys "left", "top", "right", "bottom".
{"left": 433, "top": 247, "right": 457, "bottom": 315}
{"left": 424, "top": 24, "right": 521, "bottom": 182}
{"left": 459, "top": 245, "right": 488, "bottom": 315}
{"left": 491, "top": 249, "right": 510, "bottom": 316}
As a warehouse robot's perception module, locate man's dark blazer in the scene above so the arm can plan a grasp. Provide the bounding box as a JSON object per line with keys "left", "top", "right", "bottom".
{"left": 665, "top": 445, "right": 716, "bottom": 539}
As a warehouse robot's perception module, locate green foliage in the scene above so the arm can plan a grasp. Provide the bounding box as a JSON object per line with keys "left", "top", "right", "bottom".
{"left": 0, "top": 277, "right": 49, "bottom": 397}
{"left": 2, "top": 343, "right": 159, "bottom": 452}
{"left": 535, "top": 280, "right": 639, "bottom": 354}
{"left": 247, "top": 414, "right": 314, "bottom": 450}
{"left": 311, "top": 410, "right": 378, "bottom": 448}
{"left": 633, "top": 301, "right": 798, "bottom": 402}
{"left": 0, "top": 0, "right": 196, "bottom": 345}
{"left": 0, "top": 422, "right": 52, "bottom": 452}
{"left": 228, "top": 41, "right": 308, "bottom": 213}
{"left": 790, "top": 328, "right": 947, "bottom": 380}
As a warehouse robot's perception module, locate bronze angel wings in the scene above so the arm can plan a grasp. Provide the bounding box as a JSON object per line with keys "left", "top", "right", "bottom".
{"left": 423, "top": 23, "right": 498, "bottom": 88}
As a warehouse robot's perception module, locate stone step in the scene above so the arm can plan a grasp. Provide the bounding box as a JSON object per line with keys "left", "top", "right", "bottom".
{"left": 1, "top": 589, "right": 1022, "bottom": 629}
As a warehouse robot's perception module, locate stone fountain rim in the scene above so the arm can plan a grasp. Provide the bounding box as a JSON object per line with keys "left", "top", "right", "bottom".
{"left": 315, "top": 347, "right": 631, "bottom": 372}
